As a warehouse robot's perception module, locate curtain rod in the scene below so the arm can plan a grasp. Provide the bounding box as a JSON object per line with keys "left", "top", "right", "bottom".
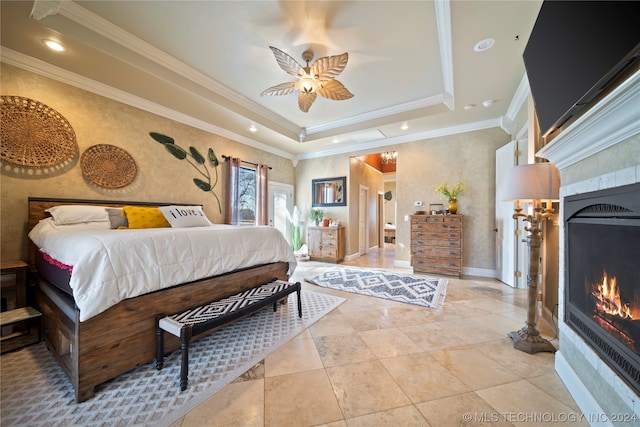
{"left": 221, "top": 155, "right": 272, "bottom": 169}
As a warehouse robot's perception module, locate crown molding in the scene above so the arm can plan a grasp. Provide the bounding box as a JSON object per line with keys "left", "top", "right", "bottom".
{"left": 305, "top": 94, "right": 444, "bottom": 135}
{"left": 1, "top": 48, "right": 295, "bottom": 161}
{"left": 537, "top": 69, "right": 640, "bottom": 169}
{"left": 297, "top": 117, "right": 503, "bottom": 160}
{"left": 42, "top": 0, "right": 299, "bottom": 135}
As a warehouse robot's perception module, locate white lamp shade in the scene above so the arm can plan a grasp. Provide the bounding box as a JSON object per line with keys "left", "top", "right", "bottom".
{"left": 501, "top": 162, "right": 560, "bottom": 202}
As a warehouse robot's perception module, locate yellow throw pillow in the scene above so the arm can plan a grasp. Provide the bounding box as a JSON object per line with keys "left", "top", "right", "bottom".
{"left": 122, "top": 206, "right": 171, "bottom": 229}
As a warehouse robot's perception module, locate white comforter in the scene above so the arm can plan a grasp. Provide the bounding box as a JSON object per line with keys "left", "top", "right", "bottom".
{"left": 29, "top": 219, "right": 297, "bottom": 321}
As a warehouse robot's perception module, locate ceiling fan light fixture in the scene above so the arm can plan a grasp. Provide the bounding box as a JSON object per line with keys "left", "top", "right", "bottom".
{"left": 261, "top": 46, "right": 354, "bottom": 112}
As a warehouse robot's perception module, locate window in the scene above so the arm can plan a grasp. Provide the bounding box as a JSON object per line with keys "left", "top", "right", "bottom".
{"left": 225, "top": 157, "right": 268, "bottom": 225}
{"left": 237, "top": 166, "right": 256, "bottom": 224}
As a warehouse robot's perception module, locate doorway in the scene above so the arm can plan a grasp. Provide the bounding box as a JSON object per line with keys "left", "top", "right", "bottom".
{"left": 268, "top": 181, "right": 293, "bottom": 244}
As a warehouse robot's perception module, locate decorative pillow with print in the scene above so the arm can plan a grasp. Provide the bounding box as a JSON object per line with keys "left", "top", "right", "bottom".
{"left": 122, "top": 206, "right": 171, "bottom": 229}
{"left": 159, "top": 205, "right": 211, "bottom": 227}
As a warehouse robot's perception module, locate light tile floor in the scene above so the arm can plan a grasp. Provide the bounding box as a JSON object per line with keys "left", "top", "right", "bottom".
{"left": 171, "top": 245, "right": 588, "bottom": 427}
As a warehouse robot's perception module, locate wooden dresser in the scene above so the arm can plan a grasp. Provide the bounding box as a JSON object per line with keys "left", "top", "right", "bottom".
{"left": 308, "top": 225, "right": 345, "bottom": 262}
{"left": 410, "top": 214, "right": 463, "bottom": 277}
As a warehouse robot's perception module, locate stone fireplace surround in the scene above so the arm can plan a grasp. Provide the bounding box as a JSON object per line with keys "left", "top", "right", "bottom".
{"left": 538, "top": 69, "right": 639, "bottom": 423}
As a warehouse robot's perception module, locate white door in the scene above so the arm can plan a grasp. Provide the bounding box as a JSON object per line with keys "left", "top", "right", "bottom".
{"left": 359, "top": 185, "right": 368, "bottom": 255}
{"left": 268, "top": 182, "right": 293, "bottom": 243}
{"left": 495, "top": 140, "right": 519, "bottom": 287}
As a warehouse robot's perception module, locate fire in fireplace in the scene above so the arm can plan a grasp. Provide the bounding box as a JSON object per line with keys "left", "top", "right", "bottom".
{"left": 565, "top": 182, "right": 640, "bottom": 395}
{"left": 591, "top": 269, "right": 639, "bottom": 353}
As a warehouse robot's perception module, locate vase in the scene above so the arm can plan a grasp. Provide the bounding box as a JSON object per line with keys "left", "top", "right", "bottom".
{"left": 292, "top": 226, "right": 301, "bottom": 251}
{"left": 448, "top": 199, "right": 458, "bottom": 214}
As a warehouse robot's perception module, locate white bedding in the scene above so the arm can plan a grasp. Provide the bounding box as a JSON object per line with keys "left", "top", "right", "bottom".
{"left": 29, "top": 218, "right": 297, "bottom": 321}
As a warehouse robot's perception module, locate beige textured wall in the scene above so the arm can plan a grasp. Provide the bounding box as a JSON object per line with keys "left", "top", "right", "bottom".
{"left": 395, "top": 128, "right": 510, "bottom": 270}
{"left": 295, "top": 128, "right": 509, "bottom": 270}
{"left": 1, "top": 64, "right": 294, "bottom": 262}
{"left": 295, "top": 155, "right": 350, "bottom": 251}
{"left": 384, "top": 181, "right": 397, "bottom": 225}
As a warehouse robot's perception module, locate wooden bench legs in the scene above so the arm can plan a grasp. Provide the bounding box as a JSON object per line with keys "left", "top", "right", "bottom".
{"left": 156, "top": 280, "right": 302, "bottom": 391}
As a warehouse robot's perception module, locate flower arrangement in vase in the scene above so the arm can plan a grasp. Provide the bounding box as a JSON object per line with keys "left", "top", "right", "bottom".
{"left": 434, "top": 182, "right": 466, "bottom": 214}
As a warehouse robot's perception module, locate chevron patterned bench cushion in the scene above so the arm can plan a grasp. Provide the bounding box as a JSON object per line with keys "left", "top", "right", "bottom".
{"left": 156, "top": 279, "right": 302, "bottom": 390}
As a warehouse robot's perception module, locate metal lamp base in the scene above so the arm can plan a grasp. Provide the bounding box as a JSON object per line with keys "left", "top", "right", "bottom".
{"left": 508, "top": 324, "right": 556, "bottom": 354}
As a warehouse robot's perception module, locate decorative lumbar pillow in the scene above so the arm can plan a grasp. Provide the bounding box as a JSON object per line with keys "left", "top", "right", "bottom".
{"left": 106, "top": 208, "right": 128, "bottom": 229}
{"left": 122, "top": 206, "right": 171, "bottom": 229}
{"left": 46, "top": 205, "right": 109, "bottom": 226}
{"left": 159, "top": 205, "right": 211, "bottom": 228}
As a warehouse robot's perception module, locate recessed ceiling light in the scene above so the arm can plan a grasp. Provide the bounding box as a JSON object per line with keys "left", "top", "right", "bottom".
{"left": 473, "top": 38, "right": 495, "bottom": 52}
{"left": 42, "top": 39, "right": 66, "bottom": 52}
{"left": 332, "top": 138, "right": 340, "bottom": 143}
{"left": 400, "top": 122, "right": 408, "bottom": 130}
{"left": 249, "top": 124, "right": 257, "bottom": 132}
{"left": 464, "top": 104, "right": 476, "bottom": 110}
{"left": 482, "top": 99, "right": 494, "bottom": 107}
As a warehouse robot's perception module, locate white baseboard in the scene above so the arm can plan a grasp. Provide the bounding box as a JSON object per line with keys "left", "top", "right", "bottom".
{"left": 462, "top": 267, "right": 495, "bottom": 278}
{"left": 394, "top": 260, "right": 412, "bottom": 269}
{"left": 555, "top": 351, "right": 613, "bottom": 427}
{"left": 343, "top": 252, "right": 360, "bottom": 262}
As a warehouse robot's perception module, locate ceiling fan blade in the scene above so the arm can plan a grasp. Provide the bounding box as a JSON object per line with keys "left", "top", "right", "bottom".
{"left": 311, "top": 52, "right": 349, "bottom": 81}
{"left": 260, "top": 82, "right": 298, "bottom": 97}
{"left": 317, "top": 79, "right": 354, "bottom": 100}
{"left": 298, "top": 91, "right": 317, "bottom": 113}
{"left": 269, "top": 46, "right": 304, "bottom": 78}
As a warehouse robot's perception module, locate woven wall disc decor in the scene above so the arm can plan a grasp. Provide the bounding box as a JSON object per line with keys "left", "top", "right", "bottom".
{"left": 81, "top": 144, "right": 137, "bottom": 188}
{"left": 1, "top": 95, "right": 79, "bottom": 177}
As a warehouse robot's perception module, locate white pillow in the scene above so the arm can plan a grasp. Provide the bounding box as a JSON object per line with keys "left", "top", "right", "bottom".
{"left": 158, "top": 205, "right": 211, "bottom": 228}
{"left": 46, "top": 205, "right": 109, "bottom": 225}
{"left": 48, "top": 219, "right": 112, "bottom": 231}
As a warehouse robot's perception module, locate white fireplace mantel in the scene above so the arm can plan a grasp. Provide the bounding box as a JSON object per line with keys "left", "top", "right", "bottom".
{"left": 537, "top": 69, "right": 640, "bottom": 169}
{"left": 538, "top": 67, "right": 640, "bottom": 423}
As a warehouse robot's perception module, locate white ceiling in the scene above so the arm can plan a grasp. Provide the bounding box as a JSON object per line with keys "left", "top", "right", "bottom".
{"left": 0, "top": 0, "right": 543, "bottom": 161}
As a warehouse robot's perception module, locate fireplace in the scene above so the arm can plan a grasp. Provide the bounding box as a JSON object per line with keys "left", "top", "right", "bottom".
{"left": 564, "top": 182, "right": 640, "bottom": 395}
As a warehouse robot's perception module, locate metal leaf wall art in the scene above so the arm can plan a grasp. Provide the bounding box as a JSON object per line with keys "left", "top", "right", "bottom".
{"left": 149, "top": 132, "right": 221, "bottom": 213}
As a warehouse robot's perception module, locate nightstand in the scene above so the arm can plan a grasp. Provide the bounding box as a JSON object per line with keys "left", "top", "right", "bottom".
{"left": 1, "top": 261, "right": 41, "bottom": 353}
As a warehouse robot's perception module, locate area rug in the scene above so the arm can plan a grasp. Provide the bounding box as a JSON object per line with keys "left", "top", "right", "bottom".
{"left": 305, "top": 267, "right": 447, "bottom": 310}
{"left": 0, "top": 290, "right": 344, "bottom": 427}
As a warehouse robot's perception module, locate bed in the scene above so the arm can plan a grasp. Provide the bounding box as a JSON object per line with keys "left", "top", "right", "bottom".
{"left": 27, "top": 197, "right": 296, "bottom": 402}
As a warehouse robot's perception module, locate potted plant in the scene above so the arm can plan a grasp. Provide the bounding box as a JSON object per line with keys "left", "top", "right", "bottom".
{"left": 434, "top": 182, "right": 466, "bottom": 214}
{"left": 310, "top": 208, "right": 324, "bottom": 226}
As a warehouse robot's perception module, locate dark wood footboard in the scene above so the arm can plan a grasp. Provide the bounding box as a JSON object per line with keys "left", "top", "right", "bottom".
{"left": 37, "top": 261, "right": 289, "bottom": 402}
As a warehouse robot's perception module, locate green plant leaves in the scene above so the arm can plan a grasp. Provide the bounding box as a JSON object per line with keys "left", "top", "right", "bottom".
{"left": 193, "top": 178, "right": 211, "bottom": 192}
{"left": 165, "top": 143, "right": 187, "bottom": 160}
{"left": 149, "top": 132, "right": 174, "bottom": 145}
{"left": 208, "top": 148, "right": 219, "bottom": 167}
{"left": 150, "top": 132, "right": 221, "bottom": 213}
{"left": 189, "top": 147, "right": 205, "bottom": 164}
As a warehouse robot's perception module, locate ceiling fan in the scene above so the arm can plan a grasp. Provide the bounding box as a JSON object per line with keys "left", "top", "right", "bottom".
{"left": 261, "top": 46, "right": 354, "bottom": 113}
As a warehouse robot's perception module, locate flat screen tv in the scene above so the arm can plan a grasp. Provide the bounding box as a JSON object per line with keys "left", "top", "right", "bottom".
{"left": 523, "top": 1, "right": 640, "bottom": 138}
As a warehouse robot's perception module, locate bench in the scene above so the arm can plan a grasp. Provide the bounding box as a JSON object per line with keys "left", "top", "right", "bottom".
{"left": 155, "top": 279, "right": 302, "bottom": 390}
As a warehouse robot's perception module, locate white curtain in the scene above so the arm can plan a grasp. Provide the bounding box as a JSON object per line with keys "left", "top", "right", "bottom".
{"left": 256, "top": 164, "right": 269, "bottom": 226}
{"left": 224, "top": 157, "right": 240, "bottom": 224}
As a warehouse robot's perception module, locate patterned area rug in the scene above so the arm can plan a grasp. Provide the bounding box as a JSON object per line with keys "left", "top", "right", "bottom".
{"left": 305, "top": 267, "right": 447, "bottom": 310}
{"left": 0, "top": 290, "right": 344, "bottom": 427}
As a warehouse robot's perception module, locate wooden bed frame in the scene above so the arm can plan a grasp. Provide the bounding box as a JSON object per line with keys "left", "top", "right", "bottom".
{"left": 27, "top": 197, "right": 290, "bottom": 403}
